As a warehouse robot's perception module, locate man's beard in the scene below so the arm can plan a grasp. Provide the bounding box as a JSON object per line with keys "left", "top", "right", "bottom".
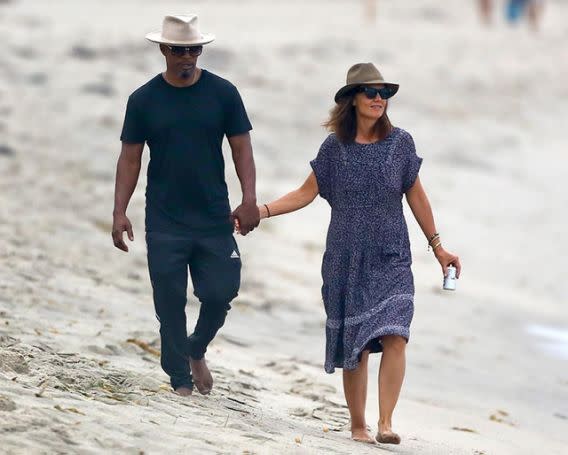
{"left": 180, "top": 70, "right": 191, "bottom": 79}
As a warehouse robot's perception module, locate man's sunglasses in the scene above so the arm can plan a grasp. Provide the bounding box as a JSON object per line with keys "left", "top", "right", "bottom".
{"left": 356, "top": 86, "right": 394, "bottom": 100}
{"left": 166, "top": 45, "right": 203, "bottom": 57}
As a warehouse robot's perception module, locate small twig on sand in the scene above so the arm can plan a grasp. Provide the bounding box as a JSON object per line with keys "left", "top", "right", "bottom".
{"left": 226, "top": 396, "right": 247, "bottom": 405}
{"left": 126, "top": 338, "right": 160, "bottom": 357}
{"left": 452, "top": 427, "right": 478, "bottom": 433}
{"left": 35, "top": 383, "right": 48, "bottom": 398}
{"left": 54, "top": 404, "right": 86, "bottom": 415}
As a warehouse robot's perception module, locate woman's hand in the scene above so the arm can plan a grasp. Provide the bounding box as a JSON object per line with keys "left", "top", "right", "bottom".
{"left": 434, "top": 247, "right": 461, "bottom": 278}
{"left": 234, "top": 217, "right": 242, "bottom": 235}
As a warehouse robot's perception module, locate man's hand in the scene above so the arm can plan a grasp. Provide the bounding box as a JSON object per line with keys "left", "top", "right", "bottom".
{"left": 228, "top": 133, "right": 258, "bottom": 236}
{"left": 112, "top": 142, "right": 143, "bottom": 252}
{"left": 231, "top": 202, "right": 260, "bottom": 236}
{"left": 112, "top": 213, "right": 134, "bottom": 252}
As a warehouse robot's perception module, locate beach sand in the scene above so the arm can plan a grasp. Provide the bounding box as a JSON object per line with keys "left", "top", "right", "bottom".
{"left": 1, "top": 0, "right": 567, "bottom": 453}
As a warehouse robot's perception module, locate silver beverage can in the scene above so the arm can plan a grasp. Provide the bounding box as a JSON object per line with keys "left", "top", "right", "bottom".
{"left": 443, "top": 265, "right": 457, "bottom": 291}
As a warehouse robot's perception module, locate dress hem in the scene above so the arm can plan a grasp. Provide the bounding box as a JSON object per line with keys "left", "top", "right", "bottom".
{"left": 326, "top": 294, "right": 414, "bottom": 329}
{"left": 324, "top": 324, "right": 410, "bottom": 374}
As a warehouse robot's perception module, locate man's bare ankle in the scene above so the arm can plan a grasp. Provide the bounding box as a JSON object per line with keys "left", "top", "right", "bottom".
{"left": 189, "top": 356, "right": 213, "bottom": 395}
{"left": 174, "top": 386, "right": 193, "bottom": 397}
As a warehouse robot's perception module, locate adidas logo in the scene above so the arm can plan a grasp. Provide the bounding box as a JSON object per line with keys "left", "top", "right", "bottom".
{"left": 230, "top": 250, "right": 240, "bottom": 259}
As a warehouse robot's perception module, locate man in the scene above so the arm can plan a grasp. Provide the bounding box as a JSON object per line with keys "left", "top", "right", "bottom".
{"left": 112, "top": 14, "right": 260, "bottom": 397}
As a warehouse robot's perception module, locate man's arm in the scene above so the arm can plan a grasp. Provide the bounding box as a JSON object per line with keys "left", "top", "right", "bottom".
{"left": 112, "top": 142, "right": 144, "bottom": 252}
{"left": 228, "top": 132, "right": 260, "bottom": 235}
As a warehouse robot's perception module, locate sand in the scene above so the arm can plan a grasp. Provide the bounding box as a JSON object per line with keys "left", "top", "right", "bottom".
{"left": 1, "top": 0, "right": 567, "bottom": 453}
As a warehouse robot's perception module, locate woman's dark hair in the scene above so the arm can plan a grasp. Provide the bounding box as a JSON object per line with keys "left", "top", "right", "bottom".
{"left": 323, "top": 90, "right": 392, "bottom": 143}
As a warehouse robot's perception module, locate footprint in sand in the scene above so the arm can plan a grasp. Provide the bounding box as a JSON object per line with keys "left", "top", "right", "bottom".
{"left": 214, "top": 366, "right": 264, "bottom": 405}
{"left": 0, "top": 394, "right": 17, "bottom": 411}
{"left": 0, "top": 144, "right": 15, "bottom": 156}
{"left": 263, "top": 360, "right": 299, "bottom": 376}
{"left": 265, "top": 358, "right": 350, "bottom": 431}
{"left": 0, "top": 351, "right": 30, "bottom": 374}
{"left": 69, "top": 45, "right": 98, "bottom": 60}
{"left": 289, "top": 377, "right": 337, "bottom": 401}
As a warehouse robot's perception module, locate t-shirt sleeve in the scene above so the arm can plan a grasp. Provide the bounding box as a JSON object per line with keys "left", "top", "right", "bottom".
{"left": 400, "top": 131, "right": 423, "bottom": 193}
{"left": 120, "top": 95, "right": 147, "bottom": 143}
{"left": 310, "top": 136, "right": 335, "bottom": 203}
{"left": 224, "top": 85, "right": 253, "bottom": 137}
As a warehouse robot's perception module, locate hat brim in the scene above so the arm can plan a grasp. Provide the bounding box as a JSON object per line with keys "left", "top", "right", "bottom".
{"left": 334, "top": 81, "right": 399, "bottom": 103}
{"left": 145, "top": 32, "right": 216, "bottom": 46}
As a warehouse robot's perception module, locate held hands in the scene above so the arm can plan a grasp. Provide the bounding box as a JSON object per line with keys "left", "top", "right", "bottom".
{"left": 234, "top": 204, "right": 269, "bottom": 234}
{"left": 230, "top": 202, "right": 260, "bottom": 236}
{"left": 434, "top": 247, "right": 461, "bottom": 279}
{"left": 112, "top": 213, "right": 134, "bottom": 252}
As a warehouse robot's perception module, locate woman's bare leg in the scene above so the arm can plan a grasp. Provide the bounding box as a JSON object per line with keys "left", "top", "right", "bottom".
{"left": 528, "top": 0, "right": 544, "bottom": 31}
{"left": 364, "top": 0, "right": 377, "bottom": 22}
{"left": 342, "top": 350, "right": 374, "bottom": 443}
{"left": 377, "top": 335, "right": 406, "bottom": 443}
{"left": 479, "top": 0, "right": 493, "bottom": 24}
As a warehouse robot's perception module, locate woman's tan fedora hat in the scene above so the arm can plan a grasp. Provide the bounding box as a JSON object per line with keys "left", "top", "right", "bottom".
{"left": 334, "top": 63, "right": 399, "bottom": 103}
{"left": 146, "top": 15, "right": 215, "bottom": 46}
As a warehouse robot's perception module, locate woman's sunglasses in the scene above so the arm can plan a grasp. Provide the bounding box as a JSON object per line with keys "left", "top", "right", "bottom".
{"left": 356, "top": 86, "right": 394, "bottom": 100}
{"left": 166, "top": 45, "right": 203, "bottom": 57}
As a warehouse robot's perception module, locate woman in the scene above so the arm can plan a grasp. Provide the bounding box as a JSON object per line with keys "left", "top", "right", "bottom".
{"left": 239, "top": 63, "right": 461, "bottom": 445}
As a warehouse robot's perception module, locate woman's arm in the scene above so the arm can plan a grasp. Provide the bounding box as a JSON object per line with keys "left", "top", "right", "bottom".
{"left": 259, "top": 171, "right": 319, "bottom": 219}
{"left": 405, "top": 176, "right": 461, "bottom": 278}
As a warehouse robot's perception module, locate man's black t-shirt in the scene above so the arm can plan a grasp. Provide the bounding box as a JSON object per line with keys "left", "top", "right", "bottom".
{"left": 120, "top": 70, "right": 252, "bottom": 235}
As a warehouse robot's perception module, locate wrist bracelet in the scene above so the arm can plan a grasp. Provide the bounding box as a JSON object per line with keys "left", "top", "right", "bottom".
{"left": 428, "top": 233, "right": 440, "bottom": 245}
{"left": 264, "top": 204, "right": 271, "bottom": 218}
{"left": 428, "top": 232, "right": 440, "bottom": 243}
{"left": 428, "top": 233, "right": 440, "bottom": 251}
{"left": 431, "top": 241, "right": 442, "bottom": 251}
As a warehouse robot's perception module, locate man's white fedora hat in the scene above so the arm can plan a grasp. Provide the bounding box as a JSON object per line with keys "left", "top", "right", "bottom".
{"left": 145, "top": 15, "right": 215, "bottom": 46}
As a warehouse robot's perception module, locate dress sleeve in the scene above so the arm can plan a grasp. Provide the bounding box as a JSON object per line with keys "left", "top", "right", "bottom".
{"left": 400, "top": 131, "right": 423, "bottom": 193}
{"left": 310, "top": 135, "right": 335, "bottom": 203}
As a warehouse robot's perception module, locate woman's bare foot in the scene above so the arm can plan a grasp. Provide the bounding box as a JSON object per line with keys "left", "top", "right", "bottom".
{"left": 376, "top": 429, "right": 401, "bottom": 445}
{"left": 189, "top": 356, "right": 213, "bottom": 395}
{"left": 351, "top": 427, "right": 376, "bottom": 444}
{"left": 174, "top": 386, "right": 193, "bottom": 397}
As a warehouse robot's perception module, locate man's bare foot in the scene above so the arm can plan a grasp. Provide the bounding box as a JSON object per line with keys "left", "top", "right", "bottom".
{"left": 376, "top": 430, "right": 401, "bottom": 445}
{"left": 351, "top": 427, "right": 376, "bottom": 444}
{"left": 189, "top": 356, "right": 213, "bottom": 395}
{"left": 174, "top": 386, "right": 193, "bottom": 397}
